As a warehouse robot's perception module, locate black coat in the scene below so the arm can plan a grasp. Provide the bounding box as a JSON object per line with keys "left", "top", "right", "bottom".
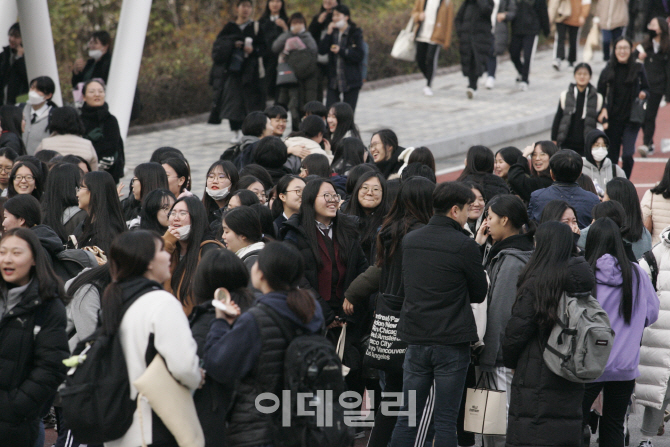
{"left": 0, "top": 131, "right": 25, "bottom": 155}
{"left": 511, "top": 0, "right": 550, "bottom": 36}
{"left": 0, "top": 46, "right": 28, "bottom": 105}
{"left": 375, "top": 146, "right": 404, "bottom": 179}
{"left": 460, "top": 172, "right": 510, "bottom": 201}
{"left": 506, "top": 157, "right": 554, "bottom": 203}
{"left": 281, "top": 212, "right": 368, "bottom": 325}
{"left": 79, "top": 102, "right": 125, "bottom": 182}
{"left": 259, "top": 15, "right": 288, "bottom": 99}
{"left": 456, "top": 0, "right": 495, "bottom": 78}
{"left": 71, "top": 52, "right": 111, "bottom": 87}
{"left": 399, "top": 215, "right": 487, "bottom": 345}
{"left": 503, "top": 256, "right": 595, "bottom": 447}
{"left": 597, "top": 61, "right": 650, "bottom": 122}
{"left": 0, "top": 280, "right": 68, "bottom": 447}
{"left": 214, "top": 21, "right": 267, "bottom": 123}
{"left": 318, "top": 25, "right": 365, "bottom": 92}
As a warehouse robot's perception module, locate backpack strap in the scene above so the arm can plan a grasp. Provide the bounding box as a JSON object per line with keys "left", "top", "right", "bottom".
{"left": 612, "top": 160, "right": 617, "bottom": 180}
{"left": 255, "top": 302, "right": 302, "bottom": 344}
{"left": 643, "top": 250, "right": 659, "bottom": 291}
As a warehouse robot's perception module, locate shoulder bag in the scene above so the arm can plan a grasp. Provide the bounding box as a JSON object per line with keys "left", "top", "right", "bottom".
{"left": 391, "top": 18, "right": 417, "bottom": 62}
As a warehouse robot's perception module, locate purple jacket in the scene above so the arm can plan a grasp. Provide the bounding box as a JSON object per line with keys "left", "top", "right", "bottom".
{"left": 594, "top": 254, "right": 660, "bottom": 382}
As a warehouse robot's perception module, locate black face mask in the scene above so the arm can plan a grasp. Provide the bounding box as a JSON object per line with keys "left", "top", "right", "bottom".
{"left": 648, "top": 29, "right": 658, "bottom": 38}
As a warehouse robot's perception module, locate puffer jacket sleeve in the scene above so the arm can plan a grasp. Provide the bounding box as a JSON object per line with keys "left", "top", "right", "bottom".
{"left": 503, "top": 290, "right": 539, "bottom": 369}
{"left": 345, "top": 265, "right": 381, "bottom": 306}
{"left": 0, "top": 299, "right": 68, "bottom": 421}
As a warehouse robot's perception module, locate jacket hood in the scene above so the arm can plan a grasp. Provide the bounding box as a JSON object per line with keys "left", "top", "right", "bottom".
{"left": 595, "top": 253, "right": 625, "bottom": 287}
{"left": 486, "top": 233, "right": 534, "bottom": 265}
{"left": 584, "top": 129, "right": 610, "bottom": 162}
{"left": 257, "top": 291, "right": 324, "bottom": 332}
{"left": 565, "top": 256, "right": 597, "bottom": 295}
{"left": 32, "top": 224, "right": 65, "bottom": 257}
{"left": 240, "top": 135, "right": 259, "bottom": 149}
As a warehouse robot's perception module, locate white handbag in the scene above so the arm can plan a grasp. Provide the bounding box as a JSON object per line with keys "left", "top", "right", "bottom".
{"left": 463, "top": 373, "right": 507, "bottom": 435}
{"left": 391, "top": 18, "right": 417, "bottom": 62}
{"left": 336, "top": 324, "right": 350, "bottom": 377}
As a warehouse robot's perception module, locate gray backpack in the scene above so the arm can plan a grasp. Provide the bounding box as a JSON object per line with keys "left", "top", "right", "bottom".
{"left": 543, "top": 292, "right": 615, "bottom": 383}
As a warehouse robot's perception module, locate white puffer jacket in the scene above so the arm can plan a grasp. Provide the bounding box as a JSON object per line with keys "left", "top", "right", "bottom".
{"left": 641, "top": 189, "right": 670, "bottom": 245}
{"left": 636, "top": 225, "right": 670, "bottom": 409}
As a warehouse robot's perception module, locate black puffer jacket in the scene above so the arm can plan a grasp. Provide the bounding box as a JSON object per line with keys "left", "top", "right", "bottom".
{"left": 456, "top": 0, "right": 495, "bottom": 78}
{"left": 71, "top": 52, "right": 111, "bottom": 87}
{"left": 511, "top": 0, "right": 550, "bottom": 36}
{"left": 503, "top": 256, "right": 595, "bottom": 447}
{"left": 80, "top": 102, "right": 125, "bottom": 182}
{"left": 460, "top": 173, "right": 510, "bottom": 201}
{"left": 506, "top": 157, "right": 553, "bottom": 203}
{"left": 0, "top": 279, "right": 68, "bottom": 447}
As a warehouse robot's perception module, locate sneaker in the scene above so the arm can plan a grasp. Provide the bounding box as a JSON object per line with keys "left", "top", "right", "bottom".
{"left": 485, "top": 76, "right": 495, "bottom": 89}
{"left": 466, "top": 87, "right": 477, "bottom": 99}
{"left": 649, "top": 144, "right": 656, "bottom": 155}
{"left": 423, "top": 86, "right": 434, "bottom": 96}
{"left": 516, "top": 75, "right": 523, "bottom": 83}
{"left": 638, "top": 440, "right": 653, "bottom": 447}
{"left": 230, "top": 130, "right": 242, "bottom": 144}
{"left": 518, "top": 81, "right": 528, "bottom": 91}
{"left": 637, "top": 145, "right": 649, "bottom": 158}
{"left": 553, "top": 58, "right": 561, "bottom": 71}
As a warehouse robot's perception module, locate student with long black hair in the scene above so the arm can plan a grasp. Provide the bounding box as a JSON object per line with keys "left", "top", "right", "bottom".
{"left": 582, "top": 217, "right": 659, "bottom": 447}
{"left": 506, "top": 141, "right": 558, "bottom": 202}
{"left": 0, "top": 147, "right": 17, "bottom": 196}
{"left": 576, "top": 200, "right": 637, "bottom": 262}
{"left": 503, "top": 221, "right": 595, "bottom": 447}
{"left": 344, "top": 170, "right": 389, "bottom": 261}
{"left": 0, "top": 228, "right": 68, "bottom": 447}
{"left": 204, "top": 242, "right": 324, "bottom": 447}
{"left": 73, "top": 171, "right": 126, "bottom": 253}
{"left": 222, "top": 206, "right": 266, "bottom": 272}
{"left": 124, "top": 162, "right": 169, "bottom": 224}
{"left": 139, "top": 189, "right": 175, "bottom": 235}
{"left": 457, "top": 145, "right": 510, "bottom": 201}
{"left": 494, "top": 146, "right": 523, "bottom": 180}
{"left": 259, "top": 0, "right": 290, "bottom": 101}
{"left": 271, "top": 174, "right": 305, "bottom": 238}
{"left": 327, "top": 102, "right": 361, "bottom": 151}
{"left": 202, "top": 160, "right": 239, "bottom": 224}
{"left": 40, "top": 163, "right": 86, "bottom": 244}
{"left": 101, "top": 230, "right": 202, "bottom": 447}
{"left": 22, "top": 76, "right": 56, "bottom": 155}
{"left": 0, "top": 105, "right": 26, "bottom": 155}
{"left": 162, "top": 157, "right": 191, "bottom": 198}
{"left": 332, "top": 137, "right": 367, "bottom": 176}
{"left": 164, "top": 196, "right": 222, "bottom": 315}
{"left": 604, "top": 177, "right": 652, "bottom": 259}
{"left": 370, "top": 129, "right": 403, "bottom": 179}
{"left": 539, "top": 199, "right": 580, "bottom": 235}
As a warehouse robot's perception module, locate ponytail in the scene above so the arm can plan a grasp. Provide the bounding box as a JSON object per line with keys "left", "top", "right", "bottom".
{"left": 286, "top": 288, "right": 316, "bottom": 324}
{"left": 101, "top": 282, "right": 125, "bottom": 335}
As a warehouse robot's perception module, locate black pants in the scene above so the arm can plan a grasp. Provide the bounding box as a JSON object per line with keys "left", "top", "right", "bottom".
{"left": 326, "top": 87, "right": 360, "bottom": 112}
{"left": 229, "top": 119, "right": 243, "bottom": 131}
{"left": 606, "top": 119, "right": 641, "bottom": 178}
{"left": 510, "top": 34, "right": 537, "bottom": 83}
{"left": 367, "top": 369, "right": 404, "bottom": 447}
{"left": 416, "top": 42, "right": 440, "bottom": 87}
{"left": 555, "top": 23, "right": 579, "bottom": 64}
{"left": 456, "top": 363, "right": 477, "bottom": 446}
{"left": 487, "top": 41, "right": 497, "bottom": 78}
{"left": 643, "top": 91, "right": 664, "bottom": 146}
{"left": 582, "top": 380, "right": 635, "bottom": 447}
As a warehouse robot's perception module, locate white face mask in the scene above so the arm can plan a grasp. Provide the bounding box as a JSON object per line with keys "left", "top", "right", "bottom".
{"left": 26, "top": 91, "right": 46, "bottom": 105}
{"left": 291, "top": 25, "right": 305, "bottom": 34}
{"left": 335, "top": 19, "right": 347, "bottom": 29}
{"left": 206, "top": 186, "right": 230, "bottom": 201}
{"left": 592, "top": 147, "right": 609, "bottom": 162}
{"left": 88, "top": 49, "right": 103, "bottom": 61}
{"left": 177, "top": 225, "right": 191, "bottom": 241}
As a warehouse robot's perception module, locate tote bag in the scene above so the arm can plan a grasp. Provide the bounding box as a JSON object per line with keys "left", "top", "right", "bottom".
{"left": 364, "top": 293, "right": 407, "bottom": 372}
{"left": 276, "top": 62, "right": 298, "bottom": 86}
{"left": 464, "top": 373, "right": 507, "bottom": 435}
{"left": 391, "top": 18, "right": 417, "bottom": 62}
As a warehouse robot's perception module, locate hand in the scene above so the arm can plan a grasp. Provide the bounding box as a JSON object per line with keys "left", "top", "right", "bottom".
{"left": 215, "top": 299, "right": 241, "bottom": 324}
{"left": 522, "top": 144, "right": 534, "bottom": 158}
{"left": 496, "top": 12, "right": 507, "bottom": 22}
{"left": 276, "top": 18, "right": 288, "bottom": 31}
{"left": 418, "top": 11, "right": 426, "bottom": 21}
{"left": 199, "top": 368, "right": 206, "bottom": 389}
{"left": 327, "top": 21, "right": 337, "bottom": 34}
{"left": 235, "top": 40, "right": 244, "bottom": 48}
{"left": 343, "top": 299, "right": 354, "bottom": 315}
{"left": 638, "top": 50, "right": 647, "bottom": 61}
{"left": 318, "top": 11, "right": 329, "bottom": 23}
{"left": 323, "top": 139, "right": 331, "bottom": 153}
{"left": 73, "top": 58, "right": 86, "bottom": 74}
{"left": 578, "top": 16, "right": 586, "bottom": 26}
{"left": 598, "top": 108, "right": 608, "bottom": 123}
{"left": 243, "top": 45, "right": 253, "bottom": 55}
{"left": 288, "top": 144, "right": 311, "bottom": 159}
{"left": 639, "top": 91, "right": 647, "bottom": 100}
{"left": 16, "top": 45, "right": 24, "bottom": 58}
{"left": 475, "top": 220, "right": 489, "bottom": 246}
{"left": 330, "top": 44, "right": 340, "bottom": 54}
{"left": 168, "top": 226, "right": 181, "bottom": 239}
{"left": 116, "top": 182, "right": 125, "bottom": 198}
{"left": 327, "top": 319, "right": 345, "bottom": 329}
{"left": 570, "top": 222, "right": 581, "bottom": 235}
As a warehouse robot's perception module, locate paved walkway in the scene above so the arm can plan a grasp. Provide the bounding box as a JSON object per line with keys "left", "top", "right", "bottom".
{"left": 121, "top": 48, "right": 607, "bottom": 195}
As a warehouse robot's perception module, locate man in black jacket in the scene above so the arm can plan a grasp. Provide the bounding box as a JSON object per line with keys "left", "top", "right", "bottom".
{"left": 391, "top": 182, "right": 487, "bottom": 447}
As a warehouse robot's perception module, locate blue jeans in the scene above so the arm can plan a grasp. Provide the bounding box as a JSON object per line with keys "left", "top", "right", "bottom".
{"left": 602, "top": 27, "right": 624, "bottom": 61}
{"left": 390, "top": 343, "right": 471, "bottom": 447}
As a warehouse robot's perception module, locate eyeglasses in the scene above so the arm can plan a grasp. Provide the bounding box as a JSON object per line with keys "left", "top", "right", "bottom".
{"left": 0, "top": 167, "right": 12, "bottom": 174}
{"left": 207, "top": 173, "right": 228, "bottom": 181}
{"left": 286, "top": 189, "right": 303, "bottom": 197}
{"left": 130, "top": 177, "right": 139, "bottom": 184}
{"left": 593, "top": 144, "right": 608, "bottom": 149}
{"left": 320, "top": 193, "right": 341, "bottom": 202}
{"left": 360, "top": 185, "right": 382, "bottom": 195}
{"left": 369, "top": 142, "right": 383, "bottom": 151}
{"left": 75, "top": 185, "right": 88, "bottom": 193}
{"left": 15, "top": 175, "right": 35, "bottom": 182}
{"left": 168, "top": 210, "right": 189, "bottom": 219}
{"left": 615, "top": 46, "right": 631, "bottom": 52}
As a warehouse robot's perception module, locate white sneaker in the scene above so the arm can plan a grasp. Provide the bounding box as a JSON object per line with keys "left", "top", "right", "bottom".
{"left": 515, "top": 75, "right": 522, "bottom": 83}
{"left": 552, "top": 58, "right": 561, "bottom": 71}
{"left": 518, "top": 81, "right": 528, "bottom": 91}
{"left": 466, "top": 88, "right": 476, "bottom": 99}
{"left": 637, "top": 440, "right": 653, "bottom": 447}
{"left": 637, "top": 145, "right": 649, "bottom": 158}
{"left": 485, "top": 76, "right": 495, "bottom": 89}
{"left": 230, "top": 130, "right": 242, "bottom": 144}
{"left": 423, "top": 86, "right": 434, "bottom": 96}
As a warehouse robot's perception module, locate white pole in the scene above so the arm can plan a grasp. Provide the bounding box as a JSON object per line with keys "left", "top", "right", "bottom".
{"left": 15, "top": 0, "right": 63, "bottom": 106}
{"left": 106, "top": 0, "right": 152, "bottom": 141}
{"left": 0, "top": 0, "right": 18, "bottom": 48}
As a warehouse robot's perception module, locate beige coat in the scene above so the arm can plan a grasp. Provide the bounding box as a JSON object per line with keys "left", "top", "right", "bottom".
{"left": 35, "top": 134, "right": 99, "bottom": 171}
{"left": 641, "top": 189, "right": 670, "bottom": 245}
{"left": 412, "top": 0, "right": 455, "bottom": 49}
{"left": 595, "top": 0, "right": 629, "bottom": 30}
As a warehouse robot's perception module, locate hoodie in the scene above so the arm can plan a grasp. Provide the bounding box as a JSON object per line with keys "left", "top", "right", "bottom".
{"left": 204, "top": 291, "right": 324, "bottom": 385}
{"left": 31, "top": 224, "right": 65, "bottom": 261}
{"left": 581, "top": 129, "right": 626, "bottom": 194}
{"left": 594, "top": 253, "right": 659, "bottom": 382}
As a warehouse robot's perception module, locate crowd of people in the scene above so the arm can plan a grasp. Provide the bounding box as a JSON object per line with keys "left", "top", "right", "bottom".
{"left": 1, "top": 1, "right": 670, "bottom": 447}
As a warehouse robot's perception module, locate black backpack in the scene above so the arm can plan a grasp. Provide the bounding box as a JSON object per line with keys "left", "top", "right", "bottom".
{"left": 220, "top": 143, "right": 242, "bottom": 164}
{"left": 53, "top": 249, "right": 99, "bottom": 283}
{"left": 59, "top": 291, "right": 150, "bottom": 444}
{"left": 255, "top": 304, "right": 353, "bottom": 447}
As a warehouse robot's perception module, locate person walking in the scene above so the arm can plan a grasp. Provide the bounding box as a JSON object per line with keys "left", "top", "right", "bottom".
{"left": 582, "top": 217, "right": 659, "bottom": 447}
{"left": 597, "top": 36, "right": 649, "bottom": 178}
{"left": 595, "top": 0, "right": 628, "bottom": 62}
{"left": 509, "top": 0, "right": 550, "bottom": 91}
{"left": 637, "top": 17, "right": 670, "bottom": 157}
{"left": 503, "top": 221, "right": 596, "bottom": 447}
{"left": 581, "top": 129, "right": 626, "bottom": 196}
{"left": 390, "top": 182, "right": 487, "bottom": 446}
{"left": 485, "top": 0, "right": 516, "bottom": 89}
{"left": 412, "top": 0, "right": 455, "bottom": 96}
{"left": 550, "top": 0, "right": 591, "bottom": 71}
{"left": 456, "top": 0, "right": 495, "bottom": 99}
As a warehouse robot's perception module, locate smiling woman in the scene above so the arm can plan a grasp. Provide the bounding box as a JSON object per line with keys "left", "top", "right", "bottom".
{"left": 8, "top": 161, "right": 43, "bottom": 200}
{"left": 370, "top": 129, "right": 403, "bottom": 179}
{"left": 345, "top": 171, "right": 389, "bottom": 260}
